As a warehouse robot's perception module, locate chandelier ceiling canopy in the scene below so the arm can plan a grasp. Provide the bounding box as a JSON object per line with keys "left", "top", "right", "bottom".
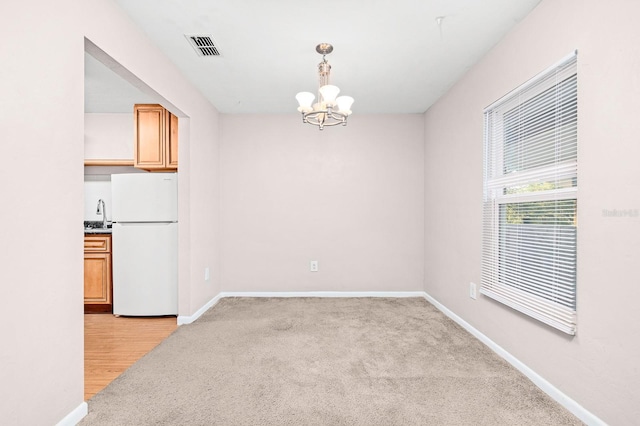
{"left": 295, "top": 43, "right": 354, "bottom": 130}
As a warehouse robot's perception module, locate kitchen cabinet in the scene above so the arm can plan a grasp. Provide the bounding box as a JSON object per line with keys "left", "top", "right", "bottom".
{"left": 84, "top": 234, "right": 112, "bottom": 313}
{"left": 133, "top": 104, "right": 178, "bottom": 171}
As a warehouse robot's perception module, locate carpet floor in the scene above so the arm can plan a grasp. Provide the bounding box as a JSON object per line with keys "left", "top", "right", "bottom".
{"left": 80, "top": 297, "right": 582, "bottom": 425}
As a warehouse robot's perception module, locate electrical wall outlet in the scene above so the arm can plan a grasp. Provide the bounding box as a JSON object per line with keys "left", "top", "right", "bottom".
{"left": 204, "top": 267, "right": 210, "bottom": 281}
{"left": 310, "top": 260, "right": 319, "bottom": 272}
{"left": 469, "top": 282, "right": 477, "bottom": 300}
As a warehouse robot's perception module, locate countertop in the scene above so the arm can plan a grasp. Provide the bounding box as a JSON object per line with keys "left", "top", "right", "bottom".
{"left": 84, "top": 221, "right": 112, "bottom": 234}
{"left": 85, "top": 228, "right": 112, "bottom": 234}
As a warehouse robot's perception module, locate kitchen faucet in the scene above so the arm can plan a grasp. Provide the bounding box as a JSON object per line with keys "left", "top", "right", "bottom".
{"left": 96, "top": 199, "right": 108, "bottom": 229}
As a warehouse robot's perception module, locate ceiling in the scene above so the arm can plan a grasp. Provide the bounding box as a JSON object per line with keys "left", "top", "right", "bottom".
{"left": 85, "top": 0, "right": 542, "bottom": 114}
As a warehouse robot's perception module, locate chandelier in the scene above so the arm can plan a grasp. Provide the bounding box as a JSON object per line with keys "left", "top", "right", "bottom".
{"left": 295, "top": 43, "right": 354, "bottom": 130}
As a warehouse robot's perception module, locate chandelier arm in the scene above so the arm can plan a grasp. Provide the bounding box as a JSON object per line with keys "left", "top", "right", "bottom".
{"left": 327, "top": 111, "right": 347, "bottom": 120}
{"left": 302, "top": 110, "right": 345, "bottom": 122}
{"left": 318, "top": 120, "right": 345, "bottom": 127}
{"left": 301, "top": 120, "right": 344, "bottom": 129}
{"left": 303, "top": 117, "right": 344, "bottom": 126}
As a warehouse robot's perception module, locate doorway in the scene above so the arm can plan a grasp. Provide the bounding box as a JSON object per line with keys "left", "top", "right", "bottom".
{"left": 83, "top": 38, "right": 184, "bottom": 400}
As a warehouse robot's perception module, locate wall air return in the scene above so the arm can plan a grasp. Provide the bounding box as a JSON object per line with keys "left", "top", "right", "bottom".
{"left": 185, "top": 35, "right": 221, "bottom": 57}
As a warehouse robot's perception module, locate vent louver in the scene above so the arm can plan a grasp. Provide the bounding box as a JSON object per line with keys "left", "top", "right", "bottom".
{"left": 185, "top": 35, "right": 221, "bottom": 57}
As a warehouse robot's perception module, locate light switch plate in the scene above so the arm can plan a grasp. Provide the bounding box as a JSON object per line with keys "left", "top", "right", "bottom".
{"left": 310, "top": 261, "right": 318, "bottom": 272}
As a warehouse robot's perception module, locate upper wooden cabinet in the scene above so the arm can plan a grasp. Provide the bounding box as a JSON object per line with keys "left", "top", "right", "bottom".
{"left": 134, "top": 104, "right": 178, "bottom": 171}
{"left": 167, "top": 112, "right": 179, "bottom": 169}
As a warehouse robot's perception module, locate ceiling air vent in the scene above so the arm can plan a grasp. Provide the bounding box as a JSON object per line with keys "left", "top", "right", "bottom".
{"left": 185, "top": 35, "right": 221, "bottom": 57}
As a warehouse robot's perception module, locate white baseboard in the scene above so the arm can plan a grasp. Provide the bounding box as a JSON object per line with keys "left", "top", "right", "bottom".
{"left": 220, "top": 291, "right": 426, "bottom": 298}
{"left": 421, "top": 292, "right": 605, "bottom": 426}
{"left": 177, "top": 293, "right": 223, "bottom": 325}
{"left": 176, "top": 291, "right": 423, "bottom": 326}
{"left": 56, "top": 401, "right": 87, "bottom": 426}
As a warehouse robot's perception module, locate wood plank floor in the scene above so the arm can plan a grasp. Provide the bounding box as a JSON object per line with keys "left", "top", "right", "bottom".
{"left": 84, "top": 314, "right": 178, "bottom": 400}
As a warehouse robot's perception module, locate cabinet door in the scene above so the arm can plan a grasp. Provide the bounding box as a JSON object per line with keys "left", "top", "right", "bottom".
{"left": 84, "top": 253, "right": 112, "bottom": 304}
{"left": 166, "top": 111, "right": 178, "bottom": 169}
{"left": 134, "top": 104, "right": 166, "bottom": 169}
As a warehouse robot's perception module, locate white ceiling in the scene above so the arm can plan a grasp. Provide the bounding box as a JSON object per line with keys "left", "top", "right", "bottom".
{"left": 85, "top": 0, "right": 542, "bottom": 114}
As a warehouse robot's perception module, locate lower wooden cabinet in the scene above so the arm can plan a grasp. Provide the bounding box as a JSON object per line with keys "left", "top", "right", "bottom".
{"left": 84, "top": 234, "right": 112, "bottom": 313}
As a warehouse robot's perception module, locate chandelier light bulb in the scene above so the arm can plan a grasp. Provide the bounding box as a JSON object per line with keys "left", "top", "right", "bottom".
{"left": 336, "top": 96, "right": 354, "bottom": 115}
{"left": 319, "top": 85, "right": 340, "bottom": 106}
{"left": 295, "top": 92, "right": 315, "bottom": 112}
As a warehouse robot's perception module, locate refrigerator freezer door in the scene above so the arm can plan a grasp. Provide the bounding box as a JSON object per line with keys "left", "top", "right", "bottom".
{"left": 112, "top": 222, "right": 178, "bottom": 316}
{"left": 111, "top": 173, "right": 178, "bottom": 222}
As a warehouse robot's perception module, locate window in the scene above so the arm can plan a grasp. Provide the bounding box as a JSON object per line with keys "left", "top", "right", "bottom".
{"left": 481, "top": 52, "right": 577, "bottom": 335}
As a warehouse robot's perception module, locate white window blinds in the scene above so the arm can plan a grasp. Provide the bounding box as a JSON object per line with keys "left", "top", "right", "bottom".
{"left": 482, "top": 52, "right": 578, "bottom": 335}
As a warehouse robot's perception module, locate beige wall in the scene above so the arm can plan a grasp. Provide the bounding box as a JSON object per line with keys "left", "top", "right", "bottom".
{"left": 0, "top": 0, "right": 221, "bottom": 423}
{"left": 84, "top": 113, "right": 133, "bottom": 160}
{"left": 423, "top": 0, "right": 640, "bottom": 424}
{"left": 0, "top": 1, "right": 84, "bottom": 423}
{"left": 220, "top": 114, "right": 424, "bottom": 293}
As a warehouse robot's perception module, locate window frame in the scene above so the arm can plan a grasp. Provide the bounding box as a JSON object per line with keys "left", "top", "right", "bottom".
{"left": 481, "top": 51, "right": 578, "bottom": 335}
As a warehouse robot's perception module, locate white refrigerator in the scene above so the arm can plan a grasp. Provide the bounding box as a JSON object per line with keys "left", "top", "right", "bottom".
{"left": 111, "top": 173, "right": 178, "bottom": 316}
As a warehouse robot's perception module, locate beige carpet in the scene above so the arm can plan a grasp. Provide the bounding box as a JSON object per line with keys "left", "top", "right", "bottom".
{"left": 80, "top": 297, "right": 582, "bottom": 425}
